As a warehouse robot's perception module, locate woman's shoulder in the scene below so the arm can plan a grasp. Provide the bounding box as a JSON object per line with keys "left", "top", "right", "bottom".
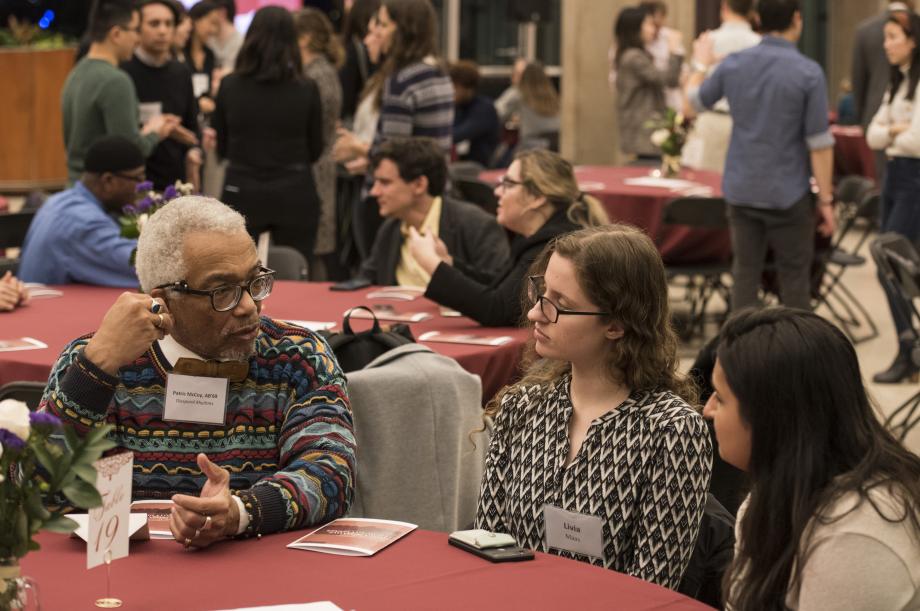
{"left": 618, "top": 47, "right": 650, "bottom": 67}
{"left": 631, "top": 388, "right": 705, "bottom": 431}
{"left": 494, "top": 377, "right": 566, "bottom": 426}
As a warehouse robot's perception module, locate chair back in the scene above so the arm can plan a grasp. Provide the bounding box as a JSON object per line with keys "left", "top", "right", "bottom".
{"left": 346, "top": 344, "right": 487, "bottom": 532}
{"left": 872, "top": 233, "right": 920, "bottom": 301}
{"left": 662, "top": 197, "right": 728, "bottom": 229}
{"left": 0, "top": 381, "right": 46, "bottom": 411}
{"left": 450, "top": 177, "right": 498, "bottom": 216}
{"left": 0, "top": 211, "right": 36, "bottom": 249}
{"left": 448, "top": 161, "right": 486, "bottom": 182}
{"left": 833, "top": 175, "right": 875, "bottom": 207}
{"left": 267, "top": 246, "right": 308, "bottom": 281}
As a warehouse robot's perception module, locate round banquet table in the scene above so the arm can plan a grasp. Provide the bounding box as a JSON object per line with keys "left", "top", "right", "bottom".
{"left": 0, "top": 281, "right": 528, "bottom": 403}
{"left": 21, "top": 530, "right": 712, "bottom": 610}
{"left": 831, "top": 124, "right": 877, "bottom": 182}
{"left": 481, "top": 165, "right": 730, "bottom": 265}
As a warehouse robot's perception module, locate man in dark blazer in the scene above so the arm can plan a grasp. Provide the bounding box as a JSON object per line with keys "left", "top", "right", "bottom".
{"left": 358, "top": 137, "right": 509, "bottom": 287}
{"left": 852, "top": 1, "right": 914, "bottom": 183}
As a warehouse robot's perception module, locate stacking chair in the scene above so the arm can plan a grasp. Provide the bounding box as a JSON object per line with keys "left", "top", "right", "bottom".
{"left": 0, "top": 381, "right": 46, "bottom": 411}
{"left": 812, "top": 187, "right": 880, "bottom": 343}
{"left": 661, "top": 197, "right": 731, "bottom": 337}
{"left": 267, "top": 245, "right": 309, "bottom": 281}
{"left": 870, "top": 233, "right": 920, "bottom": 442}
{"left": 450, "top": 177, "right": 498, "bottom": 216}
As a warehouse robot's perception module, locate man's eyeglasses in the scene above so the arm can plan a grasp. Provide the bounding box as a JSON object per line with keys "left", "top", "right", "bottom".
{"left": 527, "top": 275, "right": 608, "bottom": 323}
{"left": 113, "top": 172, "right": 146, "bottom": 183}
{"left": 157, "top": 268, "right": 276, "bottom": 312}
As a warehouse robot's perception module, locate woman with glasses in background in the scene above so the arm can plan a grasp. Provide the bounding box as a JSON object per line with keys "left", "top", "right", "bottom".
{"left": 408, "top": 149, "right": 608, "bottom": 327}
{"left": 475, "top": 224, "right": 711, "bottom": 589}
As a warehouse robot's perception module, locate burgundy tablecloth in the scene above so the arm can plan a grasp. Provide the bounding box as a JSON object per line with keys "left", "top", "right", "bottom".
{"left": 832, "top": 125, "right": 877, "bottom": 182}
{"left": 0, "top": 282, "right": 528, "bottom": 403}
{"left": 21, "top": 530, "right": 711, "bottom": 610}
{"left": 481, "top": 165, "right": 730, "bottom": 264}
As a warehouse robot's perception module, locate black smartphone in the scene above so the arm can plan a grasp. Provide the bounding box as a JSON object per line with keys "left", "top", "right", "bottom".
{"left": 330, "top": 277, "right": 372, "bottom": 291}
{"left": 448, "top": 537, "right": 535, "bottom": 563}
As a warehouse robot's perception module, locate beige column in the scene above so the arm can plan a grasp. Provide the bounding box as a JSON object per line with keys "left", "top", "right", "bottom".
{"left": 560, "top": 0, "right": 695, "bottom": 166}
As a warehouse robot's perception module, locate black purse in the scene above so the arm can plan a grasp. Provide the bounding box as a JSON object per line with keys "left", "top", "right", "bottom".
{"left": 321, "top": 306, "right": 415, "bottom": 373}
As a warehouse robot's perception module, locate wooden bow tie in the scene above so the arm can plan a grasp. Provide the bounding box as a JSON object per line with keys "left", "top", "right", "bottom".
{"left": 172, "top": 358, "right": 249, "bottom": 382}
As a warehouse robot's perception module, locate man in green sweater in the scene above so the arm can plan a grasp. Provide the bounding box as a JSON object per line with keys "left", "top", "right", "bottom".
{"left": 61, "top": 1, "right": 189, "bottom": 184}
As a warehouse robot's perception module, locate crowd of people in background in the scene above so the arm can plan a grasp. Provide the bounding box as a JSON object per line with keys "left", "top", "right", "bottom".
{"left": 3, "top": 0, "right": 920, "bottom": 609}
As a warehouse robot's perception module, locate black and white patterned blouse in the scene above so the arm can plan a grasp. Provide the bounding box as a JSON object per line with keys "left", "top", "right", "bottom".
{"left": 476, "top": 374, "right": 712, "bottom": 589}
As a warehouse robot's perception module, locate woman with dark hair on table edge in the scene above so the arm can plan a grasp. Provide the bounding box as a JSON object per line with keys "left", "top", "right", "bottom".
{"left": 705, "top": 307, "right": 920, "bottom": 609}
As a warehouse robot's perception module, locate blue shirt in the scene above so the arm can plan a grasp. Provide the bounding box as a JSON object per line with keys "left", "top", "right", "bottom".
{"left": 19, "top": 181, "right": 139, "bottom": 287}
{"left": 453, "top": 94, "right": 500, "bottom": 167}
{"left": 690, "top": 36, "right": 834, "bottom": 209}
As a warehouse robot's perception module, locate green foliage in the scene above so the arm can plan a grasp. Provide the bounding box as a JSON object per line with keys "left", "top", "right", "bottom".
{"left": 0, "top": 420, "right": 115, "bottom": 561}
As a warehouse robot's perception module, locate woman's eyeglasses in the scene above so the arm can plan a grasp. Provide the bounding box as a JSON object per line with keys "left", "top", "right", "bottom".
{"left": 527, "top": 275, "right": 609, "bottom": 323}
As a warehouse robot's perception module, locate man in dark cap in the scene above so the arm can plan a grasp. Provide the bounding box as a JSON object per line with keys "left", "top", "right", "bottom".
{"left": 19, "top": 136, "right": 145, "bottom": 286}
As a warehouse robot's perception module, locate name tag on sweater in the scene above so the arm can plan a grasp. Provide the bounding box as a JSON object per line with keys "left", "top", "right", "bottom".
{"left": 192, "top": 74, "right": 210, "bottom": 98}
{"left": 543, "top": 504, "right": 604, "bottom": 560}
{"left": 163, "top": 374, "right": 228, "bottom": 425}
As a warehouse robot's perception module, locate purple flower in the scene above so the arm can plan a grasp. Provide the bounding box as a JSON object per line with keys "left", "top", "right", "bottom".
{"left": 135, "top": 181, "right": 154, "bottom": 193}
{"left": 122, "top": 204, "right": 138, "bottom": 215}
{"left": 29, "top": 412, "right": 60, "bottom": 428}
{"left": 136, "top": 196, "right": 155, "bottom": 212}
{"left": 163, "top": 185, "right": 178, "bottom": 201}
{"left": 0, "top": 429, "right": 26, "bottom": 451}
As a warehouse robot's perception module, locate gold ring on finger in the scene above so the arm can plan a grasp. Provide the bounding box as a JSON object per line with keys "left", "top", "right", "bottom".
{"left": 155, "top": 313, "right": 164, "bottom": 328}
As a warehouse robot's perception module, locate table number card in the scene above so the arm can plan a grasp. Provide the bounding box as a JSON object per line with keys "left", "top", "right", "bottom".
{"left": 87, "top": 453, "right": 133, "bottom": 570}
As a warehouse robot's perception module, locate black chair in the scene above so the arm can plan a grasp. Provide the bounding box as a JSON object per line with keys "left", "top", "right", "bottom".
{"left": 0, "top": 211, "right": 36, "bottom": 249}
{"left": 677, "top": 493, "right": 736, "bottom": 609}
{"left": 871, "top": 233, "right": 920, "bottom": 442}
{"left": 812, "top": 189, "right": 880, "bottom": 343}
{"left": 267, "top": 245, "right": 309, "bottom": 281}
{"left": 661, "top": 197, "right": 731, "bottom": 337}
{"left": 450, "top": 177, "right": 498, "bottom": 216}
{"left": 448, "top": 161, "right": 486, "bottom": 182}
{"left": 0, "top": 381, "right": 46, "bottom": 411}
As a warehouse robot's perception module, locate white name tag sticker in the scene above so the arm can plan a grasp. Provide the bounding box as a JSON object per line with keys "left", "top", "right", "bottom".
{"left": 543, "top": 504, "right": 605, "bottom": 560}
{"left": 138, "top": 101, "right": 162, "bottom": 125}
{"left": 163, "top": 374, "right": 228, "bottom": 425}
{"left": 192, "top": 73, "right": 210, "bottom": 98}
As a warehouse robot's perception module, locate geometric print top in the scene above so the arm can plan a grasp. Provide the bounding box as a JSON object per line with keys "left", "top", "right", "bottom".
{"left": 476, "top": 374, "right": 712, "bottom": 590}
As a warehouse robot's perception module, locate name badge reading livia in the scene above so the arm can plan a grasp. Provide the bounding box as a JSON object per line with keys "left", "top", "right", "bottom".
{"left": 163, "top": 374, "right": 228, "bottom": 425}
{"left": 543, "top": 504, "right": 605, "bottom": 560}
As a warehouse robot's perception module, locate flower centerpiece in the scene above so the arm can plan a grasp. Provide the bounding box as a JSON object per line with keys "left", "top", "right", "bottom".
{"left": 119, "top": 180, "right": 194, "bottom": 239}
{"left": 647, "top": 108, "right": 691, "bottom": 178}
{"left": 0, "top": 399, "right": 115, "bottom": 608}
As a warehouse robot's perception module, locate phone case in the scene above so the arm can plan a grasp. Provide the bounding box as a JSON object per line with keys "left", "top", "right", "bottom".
{"left": 448, "top": 537, "right": 535, "bottom": 563}
{"left": 449, "top": 529, "right": 517, "bottom": 549}
{"left": 330, "top": 278, "right": 372, "bottom": 291}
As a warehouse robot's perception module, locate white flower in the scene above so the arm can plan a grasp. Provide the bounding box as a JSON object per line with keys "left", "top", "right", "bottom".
{"left": 0, "top": 399, "right": 31, "bottom": 442}
{"left": 651, "top": 129, "right": 670, "bottom": 147}
{"left": 136, "top": 213, "right": 150, "bottom": 233}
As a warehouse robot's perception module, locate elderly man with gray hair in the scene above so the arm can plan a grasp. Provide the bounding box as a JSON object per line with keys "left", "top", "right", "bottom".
{"left": 39, "top": 196, "right": 355, "bottom": 548}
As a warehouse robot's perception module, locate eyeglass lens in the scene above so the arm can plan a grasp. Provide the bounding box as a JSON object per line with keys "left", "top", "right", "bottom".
{"left": 212, "top": 274, "right": 274, "bottom": 311}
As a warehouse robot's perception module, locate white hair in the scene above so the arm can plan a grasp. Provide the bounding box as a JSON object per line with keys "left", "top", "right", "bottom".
{"left": 135, "top": 195, "right": 249, "bottom": 292}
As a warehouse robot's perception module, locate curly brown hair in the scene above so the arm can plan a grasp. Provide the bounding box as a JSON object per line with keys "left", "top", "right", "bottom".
{"left": 485, "top": 224, "right": 698, "bottom": 419}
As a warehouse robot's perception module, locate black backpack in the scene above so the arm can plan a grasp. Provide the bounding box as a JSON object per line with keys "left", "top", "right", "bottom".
{"left": 321, "top": 306, "right": 415, "bottom": 373}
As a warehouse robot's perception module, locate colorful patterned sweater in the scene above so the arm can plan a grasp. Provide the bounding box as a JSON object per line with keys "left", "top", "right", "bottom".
{"left": 40, "top": 317, "right": 356, "bottom": 536}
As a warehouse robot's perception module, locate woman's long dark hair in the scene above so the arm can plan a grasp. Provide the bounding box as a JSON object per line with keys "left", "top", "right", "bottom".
{"left": 614, "top": 6, "right": 649, "bottom": 68}
{"left": 234, "top": 6, "right": 303, "bottom": 83}
{"left": 887, "top": 11, "right": 920, "bottom": 102}
{"left": 342, "top": 0, "right": 381, "bottom": 42}
{"left": 718, "top": 308, "right": 920, "bottom": 610}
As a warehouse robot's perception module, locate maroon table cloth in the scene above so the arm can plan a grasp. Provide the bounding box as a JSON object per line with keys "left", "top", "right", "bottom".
{"left": 0, "top": 281, "right": 528, "bottom": 403}
{"left": 21, "top": 530, "right": 711, "bottom": 610}
{"left": 832, "top": 125, "right": 877, "bottom": 183}
{"left": 481, "top": 165, "right": 730, "bottom": 265}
